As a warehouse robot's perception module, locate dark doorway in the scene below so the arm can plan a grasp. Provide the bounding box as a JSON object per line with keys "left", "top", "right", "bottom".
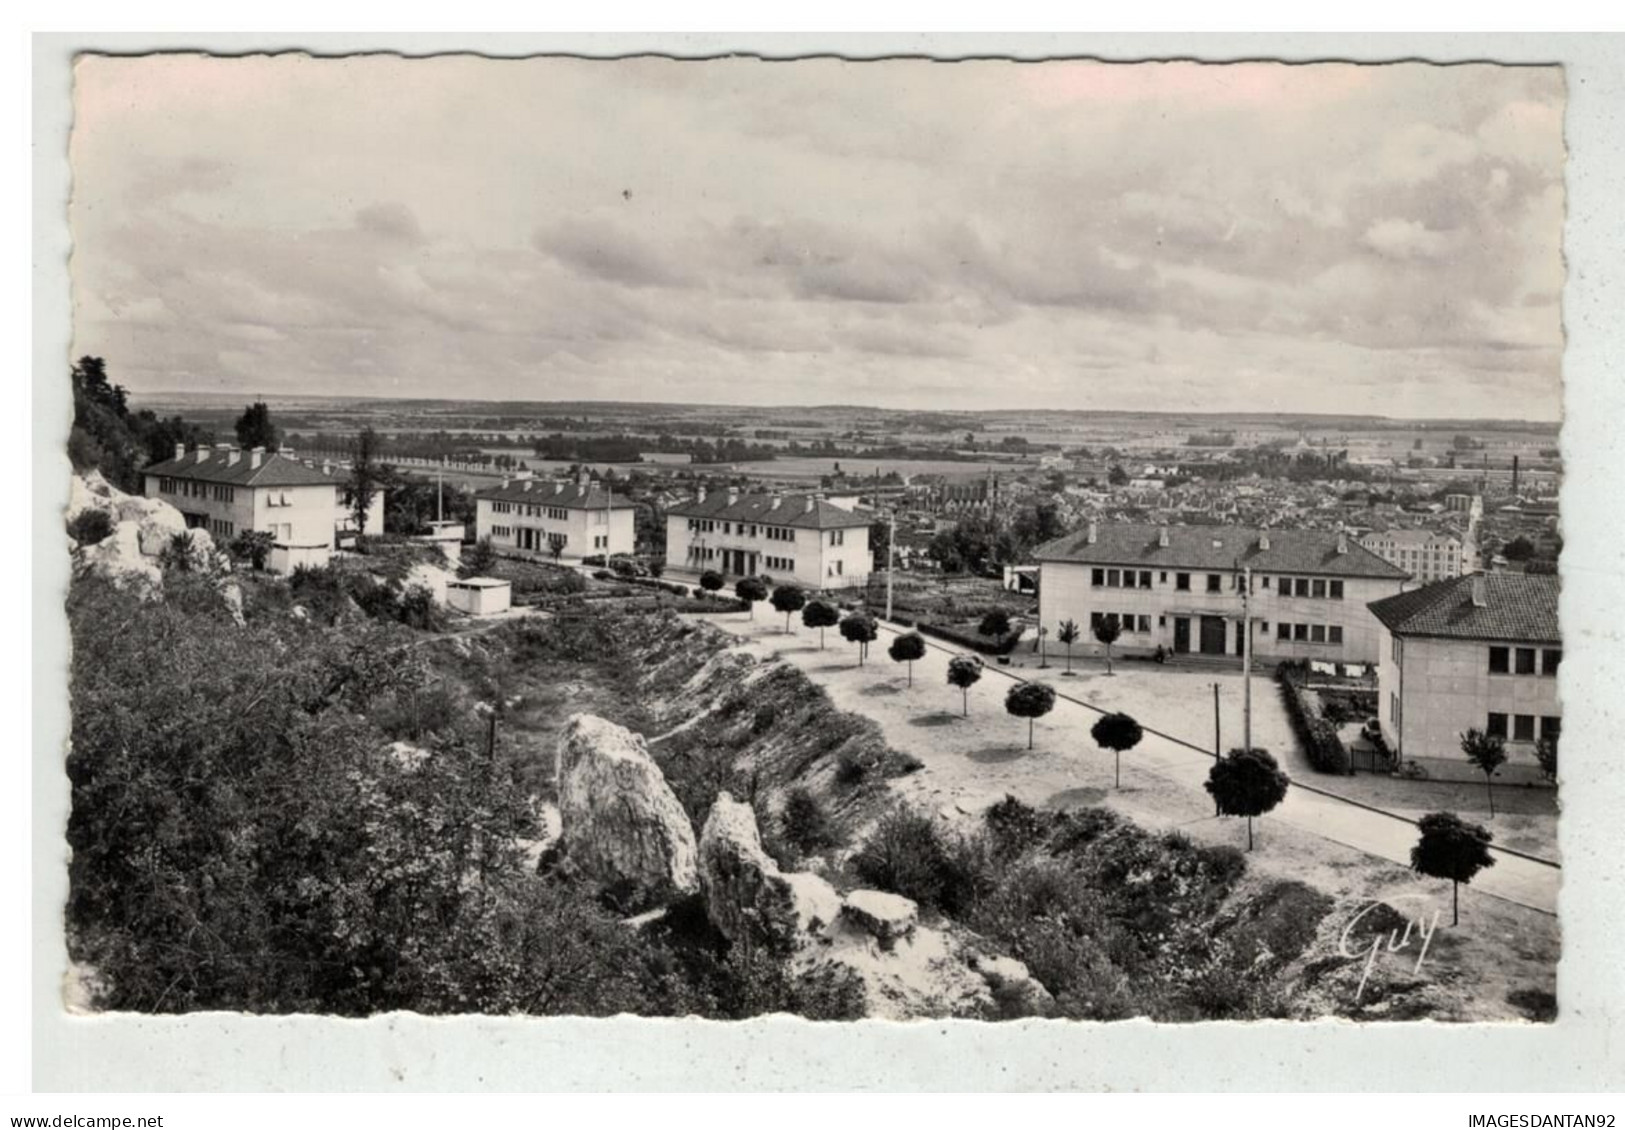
{"left": 1200, "top": 615, "right": 1227, "bottom": 655}
{"left": 1173, "top": 617, "right": 1191, "bottom": 654}
{"left": 1236, "top": 622, "right": 1246, "bottom": 657}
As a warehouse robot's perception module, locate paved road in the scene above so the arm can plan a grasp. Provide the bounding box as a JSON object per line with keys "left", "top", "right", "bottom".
{"left": 715, "top": 611, "right": 1561, "bottom": 917}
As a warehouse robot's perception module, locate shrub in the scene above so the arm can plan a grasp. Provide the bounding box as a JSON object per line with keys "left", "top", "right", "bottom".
{"left": 983, "top": 794, "right": 1046, "bottom": 860}
{"left": 849, "top": 806, "right": 982, "bottom": 916}
{"left": 780, "top": 786, "right": 839, "bottom": 856}
{"left": 67, "top": 509, "right": 114, "bottom": 547}
{"left": 1275, "top": 667, "right": 1352, "bottom": 775}
{"left": 914, "top": 619, "right": 1022, "bottom": 656}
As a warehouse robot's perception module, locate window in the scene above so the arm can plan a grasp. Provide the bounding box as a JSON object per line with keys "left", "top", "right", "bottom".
{"left": 1176, "top": 572, "right": 1190, "bottom": 591}
{"left": 1392, "top": 636, "right": 1402, "bottom": 664}
{"left": 1311, "top": 624, "right": 1326, "bottom": 643}
{"left": 1158, "top": 615, "right": 1166, "bottom": 628}
{"left": 1487, "top": 712, "right": 1508, "bottom": 739}
{"left": 1122, "top": 570, "right": 1136, "bottom": 589}
{"left": 1090, "top": 612, "right": 1103, "bottom": 629}
{"left": 1138, "top": 615, "right": 1152, "bottom": 633}
{"left": 1391, "top": 693, "right": 1401, "bottom": 730}
{"left": 1541, "top": 716, "right": 1561, "bottom": 741}
{"left": 1277, "top": 623, "right": 1290, "bottom": 640}
{"left": 1107, "top": 569, "right": 1121, "bottom": 587}
{"left": 1139, "top": 570, "right": 1152, "bottom": 589}
{"left": 1160, "top": 572, "right": 1168, "bottom": 583}
{"left": 1312, "top": 579, "right": 1327, "bottom": 599}
{"left": 1092, "top": 568, "right": 1104, "bottom": 587}
{"left": 1294, "top": 577, "right": 1310, "bottom": 597}
{"left": 1329, "top": 626, "right": 1344, "bottom": 645}
{"left": 1330, "top": 580, "right": 1344, "bottom": 600}
{"left": 1261, "top": 575, "right": 1271, "bottom": 589}
{"left": 1488, "top": 647, "right": 1510, "bottom": 674}
{"left": 1513, "top": 714, "right": 1536, "bottom": 742}
{"left": 1206, "top": 574, "right": 1222, "bottom": 592}
{"left": 1293, "top": 624, "right": 1308, "bottom": 641}
{"left": 1515, "top": 647, "right": 1537, "bottom": 675}
{"left": 830, "top": 530, "right": 845, "bottom": 546}
{"left": 1542, "top": 649, "right": 1562, "bottom": 676}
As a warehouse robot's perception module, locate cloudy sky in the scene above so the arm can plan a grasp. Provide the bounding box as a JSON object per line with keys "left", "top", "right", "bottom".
{"left": 70, "top": 54, "right": 1565, "bottom": 419}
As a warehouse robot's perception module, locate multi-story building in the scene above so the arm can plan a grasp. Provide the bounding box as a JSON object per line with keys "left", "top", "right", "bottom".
{"left": 473, "top": 472, "right": 636, "bottom": 560}
{"left": 1033, "top": 522, "right": 1409, "bottom": 665}
{"left": 1368, "top": 572, "right": 1560, "bottom": 781}
{"left": 664, "top": 487, "right": 874, "bottom": 589}
{"left": 142, "top": 443, "right": 351, "bottom": 572}
{"left": 1358, "top": 528, "right": 1465, "bottom": 584}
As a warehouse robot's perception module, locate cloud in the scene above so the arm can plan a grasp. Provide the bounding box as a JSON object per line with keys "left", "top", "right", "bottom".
{"left": 67, "top": 55, "right": 1566, "bottom": 419}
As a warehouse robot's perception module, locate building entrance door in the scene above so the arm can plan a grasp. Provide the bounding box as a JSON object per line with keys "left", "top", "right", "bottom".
{"left": 1173, "top": 617, "right": 1191, "bottom": 653}
{"left": 1199, "top": 615, "right": 1227, "bottom": 655}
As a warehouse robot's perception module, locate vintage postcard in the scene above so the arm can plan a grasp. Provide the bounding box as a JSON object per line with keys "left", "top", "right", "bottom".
{"left": 57, "top": 51, "right": 1565, "bottom": 1040}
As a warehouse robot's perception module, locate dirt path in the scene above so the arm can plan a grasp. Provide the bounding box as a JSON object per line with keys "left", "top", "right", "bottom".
{"left": 700, "top": 611, "right": 1560, "bottom": 919}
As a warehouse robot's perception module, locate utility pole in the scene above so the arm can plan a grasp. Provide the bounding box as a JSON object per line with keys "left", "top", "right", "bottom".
{"left": 885, "top": 504, "right": 896, "bottom": 623}
{"left": 1241, "top": 563, "right": 1253, "bottom": 754}
{"left": 1212, "top": 682, "right": 1221, "bottom": 758}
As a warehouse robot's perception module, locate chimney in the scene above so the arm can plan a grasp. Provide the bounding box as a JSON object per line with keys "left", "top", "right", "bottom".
{"left": 697, "top": 486, "right": 707, "bottom": 503}
{"left": 578, "top": 467, "right": 591, "bottom": 488}
{"left": 501, "top": 477, "right": 510, "bottom": 489}
{"left": 554, "top": 481, "right": 564, "bottom": 495}
{"left": 1086, "top": 521, "right": 1097, "bottom": 545}
{"left": 1158, "top": 526, "right": 1170, "bottom": 548}
{"left": 1336, "top": 532, "right": 1348, "bottom": 555}
{"left": 250, "top": 446, "right": 264, "bottom": 469}
{"left": 1258, "top": 531, "right": 1270, "bottom": 551}
{"left": 1471, "top": 574, "right": 1487, "bottom": 607}
{"left": 281, "top": 445, "right": 295, "bottom": 460}
{"left": 522, "top": 480, "right": 533, "bottom": 492}
{"left": 321, "top": 460, "right": 332, "bottom": 476}
{"left": 228, "top": 449, "right": 242, "bottom": 467}
{"left": 727, "top": 486, "right": 740, "bottom": 505}
{"left": 804, "top": 495, "right": 815, "bottom": 513}
{"left": 195, "top": 447, "right": 210, "bottom": 464}
{"left": 174, "top": 442, "right": 184, "bottom": 461}
{"left": 770, "top": 494, "right": 783, "bottom": 511}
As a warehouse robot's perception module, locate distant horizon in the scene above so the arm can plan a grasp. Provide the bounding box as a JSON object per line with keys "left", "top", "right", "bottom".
{"left": 126, "top": 387, "right": 1562, "bottom": 428}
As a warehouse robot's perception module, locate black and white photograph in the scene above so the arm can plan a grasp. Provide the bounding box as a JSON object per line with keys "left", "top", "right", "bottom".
{"left": 56, "top": 50, "right": 1569, "bottom": 1036}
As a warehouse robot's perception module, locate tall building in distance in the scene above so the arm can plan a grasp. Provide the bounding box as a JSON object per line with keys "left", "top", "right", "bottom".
{"left": 1358, "top": 528, "right": 1466, "bottom": 584}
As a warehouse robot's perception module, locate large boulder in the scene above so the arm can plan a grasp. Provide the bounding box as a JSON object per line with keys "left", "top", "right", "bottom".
{"left": 699, "top": 792, "right": 839, "bottom": 954}
{"left": 839, "top": 889, "right": 919, "bottom": 949}
{"left": 555, "top": 714, "right": 699, "bottom": 903}
{"left": 74, "top": 520, "right": 162, "bottom": 594}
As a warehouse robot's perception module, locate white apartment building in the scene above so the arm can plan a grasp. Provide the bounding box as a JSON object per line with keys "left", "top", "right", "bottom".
{"left": 1359, "top": 528, "right": 1465, "bottom": 584}
{"left": 143, "top": 443, "right": 357, "bottom": 572}
{"left": 1033, "top": 522, "right": 1409, "bottom": 665}
{"left": 1369, "top": 573, "right": 1560, "bottom": 782}
{"left": 473, "top": 472, "right": 636, "bottom": 561}
{"left": 664, "top": 487, "right": 874, "bottom": 590}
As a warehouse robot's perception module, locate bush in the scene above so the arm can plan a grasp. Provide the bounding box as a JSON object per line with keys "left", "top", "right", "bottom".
{"left": 914, "top": 619, "right": 1023, "bottom": 656}
{"left": 1276, "top": 667, "right": 1352, "bottom": 775}
{"left": 849, "top": 806, "right": 983, "bottom": 916}
{"left": 780, "top": 786, "right": 839, "bottom": 856}
{"left": 67, "top": 509, "right": 114, "bottom": 546}
{"left": 983, "top": 795, "right": 1047, "bottom": 860}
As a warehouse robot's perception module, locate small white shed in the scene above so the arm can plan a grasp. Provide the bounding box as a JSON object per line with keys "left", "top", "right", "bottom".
{"left": 446, "top": 576, "right": 512, "bottom": 617}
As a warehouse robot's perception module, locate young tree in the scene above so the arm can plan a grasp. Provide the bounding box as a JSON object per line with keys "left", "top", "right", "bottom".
{"left": 234, "top": 400, "right": 280, "bottom": 452}
{"left": 802, "top": 599, "right": 840, "bottom": 649}
{"left": 735, "top": 576, "right": 768, "bottom": 618}
{"left": 1035, "top": 625, "right": 1050, "bottom": 668}
{"left": 1459, "top": 727, "right": 1508, "bottom": 817}
{"left": 229, "top": 529, "right": 276, "bottom": 571}
{"left": 1005, "top": 681, "right": 1057, "bottom": 750}
{"left": 946, "top": 655, "right": 983, "bottom": 717}
{"left": 839, "top": 613, "right": 878, "bottom": 666}
{"left": 1056, "top": 618, "right": 1081, "bottom": 674}
{"left": 648, "top": 559, "right": 666, "bottom": 579}
{"left": 699, "top": 569, "right": 725, "bottom": 599}
{"left": 770, "top": 584, "right": 807, "bottom": 633}
{"left": 978, "top": 609, "right": 1012, "bottom": 645}
{"left": 1091, "top": 711, "right": 1144, "bottom": 789}
{"left": 1534, "top": 734, "right": 1558, "bottom": 784}
{"left": 888, "top": 632, "right": 927, "bottom": 687}
{"left": 1093, "top": 614, "right": 1123, "bottom": 675}
{"left": 350, "top": 427, "right": 381, "bottom": 537}
{"left": 459, "top": 536, "right": 499, "bottom": 579}
{"left": 1410, "top": 811, "right": 1496, "bottom": 926}
{"left": 1204, "top": 747, "right": 1290, "bottom": 851}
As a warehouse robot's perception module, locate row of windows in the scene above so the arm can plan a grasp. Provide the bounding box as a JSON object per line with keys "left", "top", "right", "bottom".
{"left": 1488, "top": 646, "right": 1561, "bottom": 676}
{"left": 765, "top": 555, "right": 795, "bottom": 572}
{"left": 492, "top": 525, "right": 514, "bottom": 539}
{"left": 1089, "top": 611, "right": 1154, "bottom": 634}
{"left": 592, "top": 534, "right": 608, "bottom": 550}
{"left": 685, "top": 517, "right": 807, "bottom": 542}
{"left": 1487, "top": 713, "right": 1561, "bottom": 743}
{"left": 1089, "top": 567, "right": 1344, "bottom": 600}
{"left": 1275, "top": 622, "right": 1345, "bottom": 645}
{"left": 157, "top": 478, "right": 238, "bottom": 503}
{"left": 208, "top": 518, "right": 235, "bottom": 540}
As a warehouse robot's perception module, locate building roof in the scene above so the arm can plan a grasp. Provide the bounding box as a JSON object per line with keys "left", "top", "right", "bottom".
{"left": 1367, "top": 573, "right": 1560, "bottom": 643}
{"left": 1360, "top": 528, "right": 1461, "bottom": 546}
{"left": 475, "top": 480, "right": 636, "bottom": 510}
{"left": 667, "top": 490, "right": 876, "bottom": 530}
{"left": 1032, "top": 522, "right": 1409, "bottom": 579}
{"left": 143, "top": 448, "right": 341, "bottom": 489}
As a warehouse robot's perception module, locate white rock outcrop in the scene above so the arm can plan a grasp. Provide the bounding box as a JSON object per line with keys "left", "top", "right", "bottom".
{"left": 699, "top": 792, "right": 840, "bottom": 954}
{"left": 555, "top": 714, "right": 699, "bottom": 902}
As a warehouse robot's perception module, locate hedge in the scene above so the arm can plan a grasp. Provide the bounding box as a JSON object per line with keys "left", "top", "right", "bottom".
{"left": 914, "top": 619, "right": 1024, "bottom": 657}
{"left": 1275, "top": 664, "right": 1352, "bottom": 775}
